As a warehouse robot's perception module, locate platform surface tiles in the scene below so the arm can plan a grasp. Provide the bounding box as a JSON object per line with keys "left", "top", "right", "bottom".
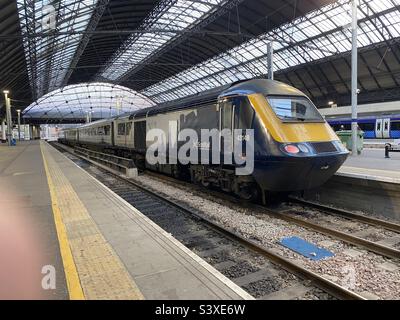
{"left": 0, "top": 141, "right": 252, "bottom": 300}
{"left": 338, "top": 148, "right": 400, "bottom": 183}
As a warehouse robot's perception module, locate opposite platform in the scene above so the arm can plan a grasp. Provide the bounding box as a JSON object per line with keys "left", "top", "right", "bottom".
{"left": 302, "top": 148, "right": 400, "bottom": 220}
{"left": 337, "top": 148, "right": 400, "bottom": 184}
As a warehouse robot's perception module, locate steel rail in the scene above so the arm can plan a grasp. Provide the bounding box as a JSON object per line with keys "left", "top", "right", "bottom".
{"left": 256, "top": 206, "right": 400, "bottom": 260}
{"left": 52, "top": 142, "right": 366, "bottom": 300}
{"left": 112, "top": 173, "right": 366, "bottom": 300}
{"left": 145, "top": 170, "right": 400, "bottom": 260}
{"left": 288, "top": 196, "right": 400, "bottom": 233}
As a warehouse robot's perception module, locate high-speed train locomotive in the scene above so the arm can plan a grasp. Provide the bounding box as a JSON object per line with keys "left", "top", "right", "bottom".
{"left": 61, "top": 79, "right": 348, "bottom": 202}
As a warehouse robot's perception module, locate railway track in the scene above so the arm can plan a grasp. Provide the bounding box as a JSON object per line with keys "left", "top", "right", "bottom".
{"left": 258, "top": 205, "right": 400, "bottom": 260}
{"left": 52, "top": 142, "right": 365, "bottom": 300}
{"left": 288, "top": 197, "right": 400, "bottom": 233}
{"left": 145, "top": 169, "right": 400, "bottom": 260}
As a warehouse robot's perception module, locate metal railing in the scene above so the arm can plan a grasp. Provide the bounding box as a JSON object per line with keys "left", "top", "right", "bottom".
{"left": 74, "top": 146, "right": 137, "bottom": 178}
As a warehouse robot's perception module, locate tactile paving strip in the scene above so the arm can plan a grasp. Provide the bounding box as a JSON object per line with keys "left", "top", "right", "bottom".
{"left": 40, "top": 141, "right": 144, "bottom": 300}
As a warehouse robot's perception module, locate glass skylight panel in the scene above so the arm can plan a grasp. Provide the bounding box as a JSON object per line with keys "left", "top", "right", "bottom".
{"left": 367, "top": 0, "right": 392, "bottom": 12}
{"left": 23, "top": 83, "right": 155, "bottom": 119}
{"left": 385, "top": 15, "right": 400, "bottom": 37}
{"left": 17, "top": 0, "right": 98, "bottom": 98}
{"left": 100, "top": 0, "right": 227, "bottom": 81}
{"left": 142, "top": 0, "right": 400, "bottom": 103}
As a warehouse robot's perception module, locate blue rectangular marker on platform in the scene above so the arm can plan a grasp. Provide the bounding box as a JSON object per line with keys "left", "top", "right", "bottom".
{"left": 279, "top": 236, "right": 335, "bottom": 261}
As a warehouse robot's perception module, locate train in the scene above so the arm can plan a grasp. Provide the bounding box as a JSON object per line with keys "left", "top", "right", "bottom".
{"left": 61, "top": 79, "right": 349, "bottom": 203}
{"left": 326, "top": 116, "right": 400, "bottom": 139}
{"left": 320, "top": 102, "right": 400, "bottom": 139}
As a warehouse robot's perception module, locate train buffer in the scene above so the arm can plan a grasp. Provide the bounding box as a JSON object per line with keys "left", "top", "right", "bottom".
{"left": 385, "top": 140, "right": 400, "bottom": 158}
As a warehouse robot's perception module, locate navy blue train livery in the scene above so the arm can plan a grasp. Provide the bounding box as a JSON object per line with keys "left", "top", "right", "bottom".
{"left": 61, "top": 79, "right": 349, "bottom": 203}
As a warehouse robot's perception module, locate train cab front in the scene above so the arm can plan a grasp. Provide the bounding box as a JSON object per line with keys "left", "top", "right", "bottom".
{"left": 252, "top": 140, "right": 349, "bottom": 192}
{"left": 225, "top": 79, "right": 350, "bottom": 193}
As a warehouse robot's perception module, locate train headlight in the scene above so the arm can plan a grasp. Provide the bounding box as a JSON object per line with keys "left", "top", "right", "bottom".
{"left": 284, "top": 144, "right": 300, "bottom": 154}
{"left": 333, "top": 140, "right": 348, "bottom": 152}
{"left": 297, "top": 144, "right": 310, "bottom": 153}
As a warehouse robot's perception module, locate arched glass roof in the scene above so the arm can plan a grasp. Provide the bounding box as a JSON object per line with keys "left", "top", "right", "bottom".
{"left": 142, "top": 0, "right": 400, "bottom": 103}
{"left": 99, "top": 0, "right": 227, "bottom": 81}
{"left": 22, "top": 82, "right": 155, "bottom": 120}
{"left": 16, "top": 0, "right": 100, "bottom": 99}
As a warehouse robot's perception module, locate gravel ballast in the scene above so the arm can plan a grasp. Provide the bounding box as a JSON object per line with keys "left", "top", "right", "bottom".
{"left": 132, "top": 174, "right": 400, "bottom": 300}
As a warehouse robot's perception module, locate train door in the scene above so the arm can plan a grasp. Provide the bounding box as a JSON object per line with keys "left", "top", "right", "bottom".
{"left": 219, "top": 98, "right": 234, "bottom": 163}
{"left": 126, "top": 121, "right": 133, "bottom": 148}
{"left": 111, "top": 121, "right": 115, "bottom": 146}
{"left": 383, "top": 118, "right": 391, "bottom": 139}
{"left": 233, "top": 97, "right": 255, "bottom": 164}
{"left": 375, "top": 119, "right": 383, "bottom": 138}
{"left": 169, "top": 119, "right": 178, "bottom": 164}
{"left": 134, "top": 120, "right": 146, "bottom": 152}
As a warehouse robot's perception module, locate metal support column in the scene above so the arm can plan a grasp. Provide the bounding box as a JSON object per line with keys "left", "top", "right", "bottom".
{"left": 1, "top": 119, "right": 5, "bottom": 142}
{"left": 351, "top": 0, "right": 358, "bottom": 156}
{"left": 17, "top": 109, "right": 21, "bottom": 141}
{"left": 29, "top": 125, "right": 33, "bottom": 140}
{"left": 267, "top": 42, "right": 274, "bottom": 80}
{"left": 4, "top": 91, "right": 12, "bottom": 146}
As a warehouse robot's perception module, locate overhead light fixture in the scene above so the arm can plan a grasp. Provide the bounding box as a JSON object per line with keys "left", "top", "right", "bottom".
{"left": 3, "top": 90, "right": 9, "bottom": 94}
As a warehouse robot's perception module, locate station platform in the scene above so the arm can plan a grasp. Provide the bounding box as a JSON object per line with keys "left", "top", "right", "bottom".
{"left": 363, "top": 139, "right": 394, "bottom": 149}
{"left": 337, "top": 148, "right": 400, "bottom": 184}
{"left": 0, "top": 140, "right": 252, "bottom": 300}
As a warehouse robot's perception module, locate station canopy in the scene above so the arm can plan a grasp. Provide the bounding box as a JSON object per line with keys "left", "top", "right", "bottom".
{"left": 1, "top": 0, "right": 400, "bottom": 123}
{"left": 142, "top": 0, "right": 400, "bottom": 104}
{"left": 22, "top": 83, "right": 155, "bottom": 121}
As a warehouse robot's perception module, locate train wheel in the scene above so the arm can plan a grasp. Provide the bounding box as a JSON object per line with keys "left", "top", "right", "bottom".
{"left": 201, "top": 179, "right": 210, "bottom": 188}
{"left": 236, "top": 184, "right": 259, "bottom": 201}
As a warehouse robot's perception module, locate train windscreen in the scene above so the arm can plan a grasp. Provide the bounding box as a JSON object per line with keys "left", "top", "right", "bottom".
{"left": 266, "top": 96, "right": 324, "bottom": 122}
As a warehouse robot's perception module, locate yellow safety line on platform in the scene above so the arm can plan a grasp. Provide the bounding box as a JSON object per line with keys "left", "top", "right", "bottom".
{"left": 40, "top": 142, "right": 85, "bottom": 300}
{"left": 40, "top": 141, "right": 144, "bottom": 300}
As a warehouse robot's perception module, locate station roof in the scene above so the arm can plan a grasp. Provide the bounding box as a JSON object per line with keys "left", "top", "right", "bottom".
{"left": 22, "top": 82, "right": 155, "bottom": 122}
{"left": 1, "top": 0, "right": 400, "bottom": 122}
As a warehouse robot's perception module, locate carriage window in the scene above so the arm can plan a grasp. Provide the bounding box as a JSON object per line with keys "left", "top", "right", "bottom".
{"left": 384, "top": 122, "right": 388, "bottom": 130}
{"left": 377, "top": 122, "right": 381, "bottom": 131}
{"left": 126, "top": 122, "right": 132, "bottom": 135}
{"left": 358, "top": 123, "right": 374, "bottom": 131}
{"left": 266, "top": 96, "right": 323, "bottom": 122}
{"left": 391, "top": 121, "right": 400, "bottom": 130}
{"left": 104, "top": 125, "right": 110, "bottom": 136}
{"left": 98, "top": 127, "right": 105, "bottom": 135}
{"left": 118, "top": 123, "right": 125, "bottom": 135}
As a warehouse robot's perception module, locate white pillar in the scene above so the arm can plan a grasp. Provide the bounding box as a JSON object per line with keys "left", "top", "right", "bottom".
{"left": 5, "top": 95, "right": 12, "bottom": 145}
{"left": 17, "top": 110, "right": 21, "bottom": 141}
{"left": 29, "top": 125, "right": 33, "bottom": 140}
{"left": 351, "top": 0, "right": 358, "bottom": 156}
{"left": 1, "top": 119, "right": 5, "bottom": 141}
{"left": 267, "top": 42, "right": 274, "bottom": 80}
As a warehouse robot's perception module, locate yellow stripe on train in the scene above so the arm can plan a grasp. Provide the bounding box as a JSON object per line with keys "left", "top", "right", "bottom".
{"left": 248, "top": 93, "right": 339, "bottom": 143}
